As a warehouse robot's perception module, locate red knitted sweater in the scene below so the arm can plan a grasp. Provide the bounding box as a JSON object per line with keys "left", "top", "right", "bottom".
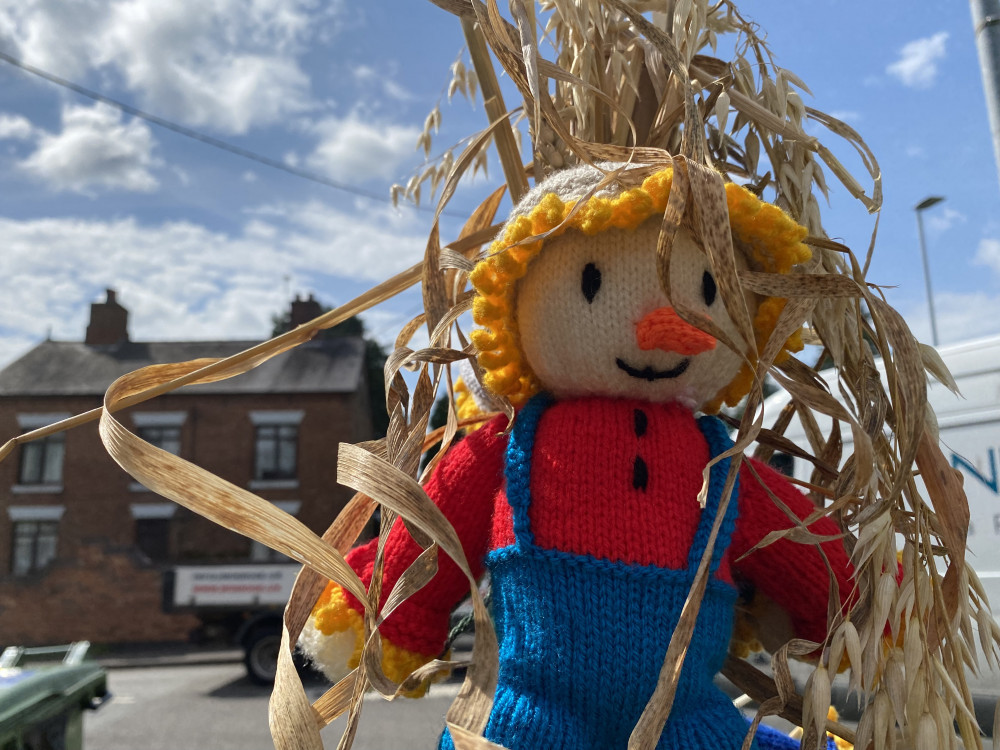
{"left": 344, "top": 398, "right": 854, "bottom": 657}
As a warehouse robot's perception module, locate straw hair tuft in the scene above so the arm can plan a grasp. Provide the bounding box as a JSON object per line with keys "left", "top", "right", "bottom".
{"left": 2, "top": 2, "right": 994, "bottom": 748}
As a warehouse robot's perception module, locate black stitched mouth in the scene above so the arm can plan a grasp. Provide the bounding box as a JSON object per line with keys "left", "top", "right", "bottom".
{"left": 616, "top": 357, "right": 690, "bottom": 381}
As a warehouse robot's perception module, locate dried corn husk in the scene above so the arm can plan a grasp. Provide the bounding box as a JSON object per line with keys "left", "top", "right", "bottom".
{"left": 3, "top": 2, "right": 996, "bottom": 749}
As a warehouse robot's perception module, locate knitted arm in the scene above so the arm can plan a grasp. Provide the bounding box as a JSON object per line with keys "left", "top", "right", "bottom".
{"left": 302, "top": 414, "right": 509, "bottom": 688}
{"left": 728, "top": 457, "right": 855, "bottom": 647}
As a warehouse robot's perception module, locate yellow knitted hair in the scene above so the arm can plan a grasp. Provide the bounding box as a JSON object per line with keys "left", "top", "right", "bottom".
{"left": 469, "top": 168, "right": 810, "bottom": 411}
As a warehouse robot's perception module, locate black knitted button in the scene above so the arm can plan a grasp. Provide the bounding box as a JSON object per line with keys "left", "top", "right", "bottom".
{"left": 632, "top": 456, "right": 648, "bottom": 491}
{"left": 634, "top": 409, "right": 647, "bottom": 437}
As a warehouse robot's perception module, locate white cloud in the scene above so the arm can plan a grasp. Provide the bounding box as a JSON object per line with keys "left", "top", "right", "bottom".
{"left": 353, "top": 65, "right": 378, "bottom": 86}
{"left": 974, "top": 238, "right": 1000, "bottom": 275}
{"left": 171, "top": 166, "right": 191, "bottom": 186}
{"left": 357, "top": 307, "right": 415, "bottom": 348}
{"left": 0, "top": 0, "right": 336, "bottom": 134}
{"left": 306, "top": 113, "right": 421, "bottom": 182}
{"left": 902, "top": 290, "right": 1000, "bottom": 346}
{"left": 0, "top": 113, "right": 35, "bottom": 140}
{"left": 382, "top": 80, "right": 414, "bottom": 103}
{"left": 887, "top": 32, "right": 948, "bottom": 89}
{"left": 895, "top": 239, "right": 1000, "bottom": 345}
{"left": 926, "top": 206, "right": 965, "bottom": 233}
{"left": 353, "top": 64, "right": 413, "bottom": 102}
{"left": 98, "top": 0, "right": 320, "bottom": 134}
{"left": 0, "top": 0, "right": 98, "bottom": 77}
{"left": 267, "top": 199, "right": 425, "bottom": 277}
{"left": 828, "top": 111, "right": 861, "bottom": 124}
{"left": 0, "top": 199, "right": 426, "bottom": 366}
{"left": 19, "top": 103, "right": 161, "bottom": 194}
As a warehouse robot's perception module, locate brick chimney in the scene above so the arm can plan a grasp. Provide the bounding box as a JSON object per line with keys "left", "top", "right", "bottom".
{"left": 289, "top": 294, "right": 323, "bottom": 328}
{"left": 85, "top": 289, "right": 129, "bottom": 346}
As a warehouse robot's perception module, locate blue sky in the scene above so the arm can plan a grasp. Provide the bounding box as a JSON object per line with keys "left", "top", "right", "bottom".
{"left": 0, "top": 0, "right": 997, "bottom": 370}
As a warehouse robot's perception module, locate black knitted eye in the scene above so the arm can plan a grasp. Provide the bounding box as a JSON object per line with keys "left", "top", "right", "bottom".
{"left": 701, "top": 270, "right": 717, "bottom": 306}
{"left": 582, "top": 263, "right": 601, "bottom": 303}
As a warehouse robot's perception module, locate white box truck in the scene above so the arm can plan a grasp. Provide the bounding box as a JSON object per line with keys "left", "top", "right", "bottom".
{"left": 760, "top": 335, "right": 1000, "bottom": 729}
{"left": 760, "top": 335, "right": 1000, "bottom": 618}
{"left": 163, "top": 563, "right": 301, "bottom": 684}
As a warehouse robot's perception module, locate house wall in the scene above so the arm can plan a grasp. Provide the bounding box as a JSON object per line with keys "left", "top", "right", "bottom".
{"left": 0, "top": 388, "right": 370, "bottom": 646}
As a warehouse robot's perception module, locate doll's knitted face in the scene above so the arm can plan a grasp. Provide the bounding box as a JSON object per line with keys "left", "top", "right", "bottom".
{"left": 515, "top": 219, "right": 745, "bottom": 408}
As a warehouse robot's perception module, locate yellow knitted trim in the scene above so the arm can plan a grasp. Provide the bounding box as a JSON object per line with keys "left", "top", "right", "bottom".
{"left": 470, "top": 168, "right": 811, "bottom": 408}
{"left": 453, "top": 377, "right": 486, "bottom": 432}
{"left": 790, "top": 708, "right": 854, "bottom": 750}
{"left": 311, "top": 582, "right": 443, "bottom": 698}
{"left": 729, "top": 605, "right": 765, "bottom": 659}
{"left": 382, "top": 642, "right": 446, "bottom": 698}
{"left": 313, "top": 581, "right": 363, "bottom": 635}
{"left": 827, "top": 707, "right": 854, "bottom": 750}
{"left": 312, "top": 581, "right": 366, "bottom": 668}
{"left": 703, "top": 297, "right": 806, "bottom": 413}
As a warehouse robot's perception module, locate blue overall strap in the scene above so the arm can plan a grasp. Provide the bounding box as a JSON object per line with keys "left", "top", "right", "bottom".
{"left": 503, "top": 391, "right": 552, "bottom": 548}
{"left": 686, "top": 415, "right": 741, "bottom": 576}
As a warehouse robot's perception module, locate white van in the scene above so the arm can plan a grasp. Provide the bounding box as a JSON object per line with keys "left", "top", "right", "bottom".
{"left": 759, "top": 334, "right": 1000, "bottom": 619}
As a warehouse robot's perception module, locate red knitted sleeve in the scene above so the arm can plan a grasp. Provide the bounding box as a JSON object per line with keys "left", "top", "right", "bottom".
{"left": 728, "top": 457, "right": 855, "bottom": 645}
{"left": 343, "top": 413, "right": 510, "bottom": 657}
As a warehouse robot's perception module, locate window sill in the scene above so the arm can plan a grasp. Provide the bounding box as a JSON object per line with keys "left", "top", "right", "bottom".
{"left": 11, "top": 484, "right": 63, "bottom": 495}
{"left": 10, "top": 569, "right": 53, "bottom": 581}
{"left": 248, "top": 479, "right": 299, "bottom": 490}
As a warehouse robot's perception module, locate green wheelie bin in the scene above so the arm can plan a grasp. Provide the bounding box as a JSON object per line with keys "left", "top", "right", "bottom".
{"left": 0, "top": 643, "right": 108, "bottom": 750}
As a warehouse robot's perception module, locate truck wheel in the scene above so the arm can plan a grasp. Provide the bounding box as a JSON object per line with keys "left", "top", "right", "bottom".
{"left": 244, "top": 628, "right": 281, "bottom": 685}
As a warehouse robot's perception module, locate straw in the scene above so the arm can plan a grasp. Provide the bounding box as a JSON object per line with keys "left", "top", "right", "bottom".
{"left": 4, "top": 2, "right": 996, "bottom": 749}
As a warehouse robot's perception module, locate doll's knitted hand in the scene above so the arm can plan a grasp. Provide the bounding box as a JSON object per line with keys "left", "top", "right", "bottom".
{"left": 299, "top": 415, "right": 508, "bottom": 696}
{"left": 300, "top": 581, "right": 446, "bottom": 698}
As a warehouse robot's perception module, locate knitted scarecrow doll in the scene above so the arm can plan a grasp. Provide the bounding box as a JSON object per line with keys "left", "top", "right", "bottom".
{"left": 301, "top": 163, "right": 855, "bottom": 750}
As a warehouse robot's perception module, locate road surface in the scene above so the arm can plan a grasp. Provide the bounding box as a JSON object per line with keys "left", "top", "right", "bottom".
{"left": 84, "top": 661, "right": 459, "bottom": 750}
{"left": 84, "top": 659, "right": 999, "bottom": 749}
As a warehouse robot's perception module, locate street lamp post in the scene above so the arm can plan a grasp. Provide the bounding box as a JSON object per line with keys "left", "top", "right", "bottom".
{"left": 915, "top": 196, "right": 945, "bottom": 347}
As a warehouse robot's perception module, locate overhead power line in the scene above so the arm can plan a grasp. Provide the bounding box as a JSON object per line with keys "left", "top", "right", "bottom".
{"left": 0, "top": 49, "right": 467, "bottom": 218}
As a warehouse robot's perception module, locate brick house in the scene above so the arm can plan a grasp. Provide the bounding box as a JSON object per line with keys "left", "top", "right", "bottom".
{"left": 0, "top": 291, "right": 374, "bottom": 646}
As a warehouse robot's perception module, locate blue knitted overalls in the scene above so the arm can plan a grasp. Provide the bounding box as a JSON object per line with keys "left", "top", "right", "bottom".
{"left": 441, "top": 393, "right": 777, "bottom": 750}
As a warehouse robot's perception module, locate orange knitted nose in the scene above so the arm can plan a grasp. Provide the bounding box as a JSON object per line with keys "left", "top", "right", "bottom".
{"left": 635, "top": 307, "right": 717, "bottom": 355}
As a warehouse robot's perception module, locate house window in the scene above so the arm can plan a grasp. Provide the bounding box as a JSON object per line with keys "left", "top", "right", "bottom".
{"left": 18, "top": 434, "right": 65, "bottom": 485}
{"left": 138, "top": 425, "right": 182, "bottom": 455}
{"left": 15, "top": 414, "right": 70, "bottom": 489}
{"left": 12, "top": 522, "right": 59, "bottom": 575}
{"left": 254, "top": 424, "right": 298, "bottom": 480}
{"left": 132, "top": 412, "right": 186, "bottom": 454}
{"left": 248, "top": 501, "right": 299, "bottom": 562}
{"left": 135, "top": 519, "right": 170, "bottom": 562}
{"left": 130, "top": 413, "right": 186, "bottom": 492}
{"left": 131, "top": 503, "right": 177, "bottom": 563}
{"left": 249, "top": 538, "right": 290, "bottom": 562}
{"left": 249, "top": 411, "right": 303, "bottom": 488}
{"left": 8, "top": 506, "right": 65, "bottom": 576}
